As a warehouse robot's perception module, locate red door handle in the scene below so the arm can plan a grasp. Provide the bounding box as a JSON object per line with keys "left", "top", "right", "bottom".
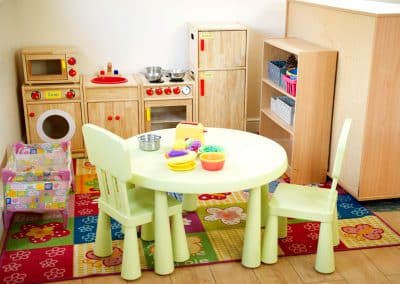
{"left": 200, "top": 79, "right": 205, "bottom": 96}
{"left": 29, "top": 112, "right": 35, "bottom": 117}
{"left": 107, "top": 115, "right": 113, "bottom": 121}
{"left": 200, "top": 39, "right": 205, "bottom": 51}
{"left": 115, "top": 115, "right": 120, "bottom": 120}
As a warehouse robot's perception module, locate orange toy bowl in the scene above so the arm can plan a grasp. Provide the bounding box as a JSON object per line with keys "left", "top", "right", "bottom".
{"left": 200, "top": 152, "right": 225, "bottom": 171}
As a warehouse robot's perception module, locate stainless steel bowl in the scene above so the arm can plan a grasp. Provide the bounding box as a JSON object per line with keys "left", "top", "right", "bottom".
{"left": 138, "top": 134, "right": 161, "bottom": 151}
{"left": 168, "top": 69, "right": 186, "bottom": 80}
{"left": 144, "top": 66, "right": 163, "bottom": 82}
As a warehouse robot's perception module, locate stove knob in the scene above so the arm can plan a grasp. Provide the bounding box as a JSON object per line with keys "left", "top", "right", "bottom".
{"left": 155, "top": 88, "right": 163, "bottom": 95}
{"left": 69, "top": 69, "right": 77, "bottom": 77}
{"left": 173, "top": 87, "right": 180, "bottom": 94}
{"left": 164, "top": 87, "right": 172, "bottom": 95}
{"left": 67, "top": 57, "right": 76, "bottom": 65}
{"left": 146, "top": 88, "right": 154, "bottom": 96}
{"left": 65, "top": 90, "right": 75, "bottom": 99}
{"left": 31, "top": 91, "right": 41, "bottom": 100}
{"left": 28, "top": 112, "right": 35, "bottom": 117}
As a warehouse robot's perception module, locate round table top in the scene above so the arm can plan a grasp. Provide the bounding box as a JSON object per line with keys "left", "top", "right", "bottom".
{"left": 126, "top": 128, "right": 288, "bottom": 194}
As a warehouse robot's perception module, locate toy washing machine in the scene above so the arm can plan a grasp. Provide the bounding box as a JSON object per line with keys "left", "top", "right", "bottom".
{"left": 21, "top": 83, "right": 85, "bottom": 155}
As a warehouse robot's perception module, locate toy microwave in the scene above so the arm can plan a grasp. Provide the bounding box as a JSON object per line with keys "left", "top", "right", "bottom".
{"left": 21, "top": 47, "right": 79, "bottom": 84}
{"left": 176, "top": 122, "right": 205, "bottom": 144}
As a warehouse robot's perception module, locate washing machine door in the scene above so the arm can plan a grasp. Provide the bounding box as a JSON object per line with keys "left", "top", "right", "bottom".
{"left": 36, "top": 109, "right": 76, "bottom": 143}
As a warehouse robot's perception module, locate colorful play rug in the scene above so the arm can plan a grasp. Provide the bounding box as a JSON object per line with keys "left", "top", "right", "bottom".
{"left": 1, "top": 159, "right": 400, "bottom": 283}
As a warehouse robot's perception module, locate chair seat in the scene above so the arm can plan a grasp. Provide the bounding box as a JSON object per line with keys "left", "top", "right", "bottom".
{"left": 269, "top": 183, "right": 337, "bottom": 223}
{"left": 99, "top": 186, "right": 182, "bottom": 226}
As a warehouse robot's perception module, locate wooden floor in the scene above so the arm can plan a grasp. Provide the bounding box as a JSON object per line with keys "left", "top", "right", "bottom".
{"left": 51, "top": 211, "right": 400, "bottom": 284}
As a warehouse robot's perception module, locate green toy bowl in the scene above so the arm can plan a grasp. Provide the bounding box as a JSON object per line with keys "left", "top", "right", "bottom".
{"left": 198, "top": 144, "right": 224, "bottom": 154}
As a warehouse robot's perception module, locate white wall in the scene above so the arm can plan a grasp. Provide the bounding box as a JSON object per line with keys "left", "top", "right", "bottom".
{"left": 0, "top": 0, "right": 22, "bottom": 165}
{"left": 0, "top": 0, "right": 287, "bottom": 161}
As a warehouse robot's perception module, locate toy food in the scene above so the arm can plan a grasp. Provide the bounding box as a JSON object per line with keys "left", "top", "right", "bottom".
{"left": 198, "top": 144, "right": 224, "bottom": 154}
{"left": 166, "top": 151, "right": 197, "bottom": 171}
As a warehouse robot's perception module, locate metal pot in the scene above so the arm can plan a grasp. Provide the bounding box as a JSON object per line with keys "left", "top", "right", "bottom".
{"left": 168, "top": 69, "right": 186, "bottom": 80}
{"left": 144, "top": 66, "right": 163, "bottom": 82}
{"left": 138, "top": 134, "right": 161, "bottom": 151}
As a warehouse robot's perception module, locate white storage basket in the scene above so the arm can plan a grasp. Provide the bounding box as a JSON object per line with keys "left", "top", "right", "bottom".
{"left": 270, "top": 96, "right": 295, "bottom": 125}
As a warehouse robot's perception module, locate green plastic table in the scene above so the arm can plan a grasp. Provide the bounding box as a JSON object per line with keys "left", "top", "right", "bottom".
{"left": 127, "top": 127, "right": 287, "bottom": 274}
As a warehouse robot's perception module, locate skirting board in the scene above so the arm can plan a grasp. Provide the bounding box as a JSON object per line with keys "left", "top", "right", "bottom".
{"left": 246, "top": 118, "right": 259, "bottom": 133}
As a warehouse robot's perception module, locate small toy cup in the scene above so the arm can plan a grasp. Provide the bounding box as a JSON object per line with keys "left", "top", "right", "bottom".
{"left": 200, "top": 152, "right": 225, "bottom": 171}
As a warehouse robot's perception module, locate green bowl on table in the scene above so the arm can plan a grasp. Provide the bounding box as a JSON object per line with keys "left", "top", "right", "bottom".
{"left": 198, "top": 144, "right": 224, "bottom": 154}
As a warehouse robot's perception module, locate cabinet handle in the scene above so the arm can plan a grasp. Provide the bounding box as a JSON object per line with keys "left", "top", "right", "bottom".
{"left": 107, "top": 115, "right": 113, "bottom": 121}
{"left": 115, "top": 115, "right": 120, "bottom": 120}
{"left": 200, "top": 79, "right": 205, "bottom": 96}
{"left": 200, "top": 39, "right": 205, "bottom": 51}
{"left": 29, "top": 112, "right": 35, "bottom": 117}
{"left": 146, "top": 108, "right": 151, "bottom": 121}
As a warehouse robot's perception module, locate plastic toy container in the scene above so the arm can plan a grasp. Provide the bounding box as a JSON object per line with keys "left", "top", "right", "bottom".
{"left": 270, "top": 96, "right": 295, "bottom": 126}
{"left": 1, "top": 141, "right": 72, "bottom": 229}
{"left": 200, "top": 152, "right": 225, "bottom": 171}
{"left": 283, "top": 75, "right": 297, "bottom": 97}
{"left": 267, "top": 60, "right": 287, "bottom": 89}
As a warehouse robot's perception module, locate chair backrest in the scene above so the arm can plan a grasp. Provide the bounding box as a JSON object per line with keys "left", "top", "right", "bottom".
{"left": 82, "top": 124, "right": 133, "bottom": 215}
{"left": 329, "top": 118, "right": 352, "bottom": 199}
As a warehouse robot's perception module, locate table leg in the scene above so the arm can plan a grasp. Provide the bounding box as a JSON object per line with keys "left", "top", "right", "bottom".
{"left": 261, "top": 184, "right": 269, "bottom": 227}
{"left": 242, "top": 186, "right": 261, "bottom": 268}
{"left": 182, "top": 193, "right": 197, "bottom": 211}
{"left": 154, "top": 190, "right": 174, "bottom": 275}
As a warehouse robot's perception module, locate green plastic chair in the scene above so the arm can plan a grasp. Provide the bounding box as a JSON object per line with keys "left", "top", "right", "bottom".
{"left": 262, "top": 118, "right": 352, "bottom": 274}
{"left": 82, "top": 124, "right": 189, "bottom": 280}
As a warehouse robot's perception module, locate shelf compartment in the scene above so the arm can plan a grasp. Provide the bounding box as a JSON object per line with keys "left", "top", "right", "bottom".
{"left": 260, "top": 111, "right": 293, "bottom": 170}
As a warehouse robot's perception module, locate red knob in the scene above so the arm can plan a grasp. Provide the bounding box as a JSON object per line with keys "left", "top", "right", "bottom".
{"left": 31, "top": 91, "right": 41, "bottom": 100}
{"left": 173, "top": 87, "right": 180, "bottom": 94}
{"left": 69, "top": 69, "right": 77, "bottom": 77}
{"left": 29, "top": 112, "right": 35, "bottom": 117}
{"left": 155, "top": 88, "right": 163, "bottom": 95}
{"left": 107, "top": 115, "right": 113, "bottom": 121}
{"left": 146, "top": 88, "right": 153, "bottom": 96}
{"left": 67, "top": 57, "right": 76, "bottom": 65}
{"left": 65, "top": 90, "right": 75, "bottom": 99}
{"left": 115, "top": 115, "right": 120, "bottom": 120}
{"left": 164, "top": 87, "right": 172, "bottom": 95}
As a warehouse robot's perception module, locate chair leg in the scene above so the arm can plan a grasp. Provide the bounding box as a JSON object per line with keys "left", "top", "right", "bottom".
{"left": 121, "top": 226, "right": 141, "bottom": 280}
{"left": 278, "top": 216, "right": 287, "bottom": 238}
{"left": 94, "top": 209, "right": 112, "bottom": 257}
{"left": 315, "top": 222, "right": 335, "bottom": 274}
{"left": 141, "top": 223, "right": 154, "bottom": 241}
{"left": 171, "top": 213, "right": 190, "bottom": 262}
{"left": 332, "top": 207, "right": 340, "bottom": 246}
{"left": 182, "top": 194, "right": 197, "bottom": 212}
{"left": 261, "top": 214, "right": 278, "bottom": 264}
{"left": 4, "top": 211, "right": 13, "bottom": 232}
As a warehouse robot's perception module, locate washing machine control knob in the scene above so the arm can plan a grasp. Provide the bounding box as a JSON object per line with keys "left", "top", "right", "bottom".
{"left": 31, "top": 91, "right": 41, "bottom": 100}
{"left": 28, "top": 112, "right": 35, "bottom": 117}
{"left": 66, "top": 90, "right": 75, "bottom": 99}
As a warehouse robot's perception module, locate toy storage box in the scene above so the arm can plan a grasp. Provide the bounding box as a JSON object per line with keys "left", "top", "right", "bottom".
{"left": 1, "top": 141, "right": 72, "bottom": 229}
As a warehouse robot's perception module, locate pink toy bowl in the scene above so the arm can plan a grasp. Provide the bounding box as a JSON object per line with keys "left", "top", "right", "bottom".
{"left": 200, "top": 152, "right": 225, "bottom": 171}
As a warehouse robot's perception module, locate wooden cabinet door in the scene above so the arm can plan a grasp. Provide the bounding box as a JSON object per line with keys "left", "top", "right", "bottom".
{"left": 87, "top": 101, "right": 139, "bottom": 138}
{"left": 198, "top": 31, "right": 247, "bottom": 68}
{"left": 198, "top": 70, "right": 245, "bottom": 130}
{"left": 26, "top": 103, "right": 84, "bottom": 152}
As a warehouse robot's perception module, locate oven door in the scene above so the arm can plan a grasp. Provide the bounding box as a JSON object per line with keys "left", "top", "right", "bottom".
{"left": 24, "top": 54, "right": 68, "bottom": 83}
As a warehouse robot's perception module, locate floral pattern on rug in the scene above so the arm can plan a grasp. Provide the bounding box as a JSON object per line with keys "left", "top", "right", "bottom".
{"left": 1, "top": 158, "right": 400, "bottom": 284}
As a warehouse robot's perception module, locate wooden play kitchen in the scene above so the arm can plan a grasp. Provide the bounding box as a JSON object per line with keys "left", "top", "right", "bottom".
{"left": 189, "top": 23, "right": 248, "bottom": 130}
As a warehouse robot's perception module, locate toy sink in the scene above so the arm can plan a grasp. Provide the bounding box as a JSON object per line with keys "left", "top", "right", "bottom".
{"left": 91, "top": 76, "right": 128, "bottom": 84}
